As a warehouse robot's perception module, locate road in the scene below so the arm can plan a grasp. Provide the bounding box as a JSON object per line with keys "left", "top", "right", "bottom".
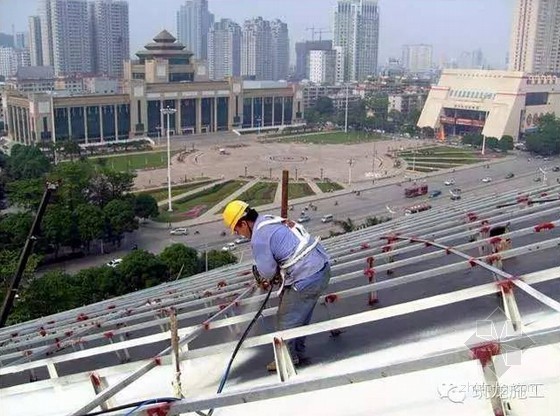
{"left": 39, "top": 152, "right": 560, "bottom": 275}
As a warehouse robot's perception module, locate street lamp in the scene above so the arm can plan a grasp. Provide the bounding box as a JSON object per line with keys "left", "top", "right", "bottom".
{"left": 161, "top": 106, "right": 177, "bottom": 212}
{"left": 344, "top": 84, "right": 349, "bottom": 134}
{"left": 347, "top": 158, "right": 355, "bottom": 185}
{"left": 255, "top": 116, "right": 262, "bottom": 135}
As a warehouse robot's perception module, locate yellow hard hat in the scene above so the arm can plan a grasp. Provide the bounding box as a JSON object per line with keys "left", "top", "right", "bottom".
{"left": 223, "top": 200, "right": 249, "bottom": 233}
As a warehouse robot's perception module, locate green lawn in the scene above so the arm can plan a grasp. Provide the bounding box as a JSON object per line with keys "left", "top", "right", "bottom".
{"left": 139, "top": 180, "right": 214, "bottom": 202}
{"left": 398, "top": 146, "right": 483, "bottom": 171}
{"left": 288, "top": 183, "right": 315, "bottom": 199}
{"left": 157, "top": 180, "right": 247, "bottom": 223}
{"left": 95, "top": 150, "right": 180, "bottom": 171}
{"left": 236, "top": 182, "right": 278, "bottom": 207}
{"left": 279, "top": 131, "right": 384, "bottom": 145}
{"left": 316, "top": 181, "right": 344, "bottom": 193}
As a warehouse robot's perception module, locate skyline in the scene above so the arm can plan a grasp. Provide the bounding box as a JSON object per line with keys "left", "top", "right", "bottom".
{"left": 1, "top": 0, "right": 512, "bottom": 68}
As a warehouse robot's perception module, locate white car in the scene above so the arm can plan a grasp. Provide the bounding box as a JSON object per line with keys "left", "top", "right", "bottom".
{"left": 234, "top": 236, "right": 250, "bottom": 244}
{"left": 222, "top": 242, "right": 236, "bottom": 252}
{"left": 106, "top": 258, "right": 122, "bottom": 268}
{"left": 170, "top": 227, "right": 188, "bottom": 235}
{"left": 444, "top": 179, "right": 455, "bottom": 186}
{"left": 482, "top": 177, "right": 492, "bottom": 183}
{"left": 297, "top": 215, "right": 311, "bottom": 223}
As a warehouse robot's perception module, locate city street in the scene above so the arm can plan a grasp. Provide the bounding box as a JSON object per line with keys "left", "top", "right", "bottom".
{"left": 39, "top": 151, "right": 560, "bottom": 275}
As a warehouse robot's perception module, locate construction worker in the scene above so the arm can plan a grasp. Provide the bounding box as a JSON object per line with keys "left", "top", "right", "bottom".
{"left": 223, "top": 200, "right": 331, "bottom": 371}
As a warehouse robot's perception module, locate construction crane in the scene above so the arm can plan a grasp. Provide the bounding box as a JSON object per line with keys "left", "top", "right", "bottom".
{"left": 305, "top": 26, "right": 332, "bottom": 42}
{"left": 0, "top": 182, "right": 58, "bottom": 327}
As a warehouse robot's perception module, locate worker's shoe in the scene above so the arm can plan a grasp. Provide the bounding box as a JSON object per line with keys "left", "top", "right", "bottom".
{"left": 266, "top": 357, "right": 299, "bottom": 372}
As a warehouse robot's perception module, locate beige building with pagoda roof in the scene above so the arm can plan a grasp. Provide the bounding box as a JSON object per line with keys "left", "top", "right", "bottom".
{"left": 3, "top": 30, "right": 304, "bottom": 145}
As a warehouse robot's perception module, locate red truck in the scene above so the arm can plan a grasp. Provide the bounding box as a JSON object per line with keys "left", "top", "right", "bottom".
{"left": 404, "top": 184, "right": 428, "bottom": 198}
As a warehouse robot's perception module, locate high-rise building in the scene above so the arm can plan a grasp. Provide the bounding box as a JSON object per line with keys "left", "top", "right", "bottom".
{"left": 39, "top": 0, "right": 93, "bottom": 76}
{"left": 308, "top": 49, "right": 337, "bottom": 84}
{"left": 208, "top": 19, "right": 241, "bottom": 80}
{"left": 241, "top": 17, "right": 289, "bottom": 81}
{"left": 270, "top": 19, "right": 289, "bottom": 80}
{"left": 89, "top": 0, "right": 129, "bottom": 77}
{"left": 402, "top": 44, "right": 432, "bottom": 73}
{"left": 15, "top": 32, "right": 28, "bottom": 50}
{"left": 177, "top": 0, "right": 214, "bottom": 60}
{"left": 457, "top": 49, "right": 485, "bottom": 69}
{"left": 241, "top": 17, "right": 273, "bottom": 80}
{"left": 0, "top": 47, "right": 17, "bottom": 78}
{"left": 28, "top": 16, "right": 43, "bottom": 66}
{"left": 0, "top": 33, "right": 14, "bottom": 48}
{"left": 333, "top": 0, "right": 380, "bottom": 82}
{"left": 295, "top": 40, "right": 332, "bottom": 80}
{"left": 509, "top": 0, "right": 560, "bottom": 73}
{"left": 39, "top": 0, "right": 54, "bottom": 66}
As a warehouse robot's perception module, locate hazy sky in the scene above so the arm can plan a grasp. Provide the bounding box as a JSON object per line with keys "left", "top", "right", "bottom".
{"left": 0, "top": 0, "right": 512, "bottom": 67}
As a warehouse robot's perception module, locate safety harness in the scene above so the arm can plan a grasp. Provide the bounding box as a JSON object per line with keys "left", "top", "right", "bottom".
{"left": 256, "top": 215, "right": 321, "bottom": 294}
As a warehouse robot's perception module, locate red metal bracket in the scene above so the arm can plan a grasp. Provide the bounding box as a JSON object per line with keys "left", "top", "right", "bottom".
{"left": 534, "top": 222, "right": 555, "bottom": 233}
{"left": 146, "top": 403, "right": 171, "bottom": 416}
{"left": 103, "top": 331, "right": 114, "bottom": 339}
{"left": 497, "top": 279, "right": 517, "bottom": 294}
{"left": 217, "top": 281, "right": 227, "bottom": 288}
{"left": 470, "top": 342, "right": 501, "bottom": 367}
{"left": 325, "top": 294, "right": 338, "bottom": 304}
{"left": 360, "top": 242, "right": 370, "bottom": 250}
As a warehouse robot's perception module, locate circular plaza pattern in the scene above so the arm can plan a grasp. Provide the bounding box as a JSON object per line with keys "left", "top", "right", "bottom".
{"left": 134, "top": 136, "right": 422, "bottom": 189}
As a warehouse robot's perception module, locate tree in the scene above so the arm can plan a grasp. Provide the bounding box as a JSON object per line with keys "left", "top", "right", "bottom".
{"left": 15, "top": 271, "right": 79, "bottom": 321}
{"left": 7, "top": 144, "right": 51, "bottom": 181}
{"left": 134, "top": 194, "right": 159, "bottom": 220}
{"left": 0, "top": 212, "right": 33, "bottom": 250}
{"left": 315, "top": 96, "right": 334, "bottom": 116}
{"left": 335, "top": 217, "right": 356, "bottom": 233}
{"left": 462, "top": 133, "right": 484, "bottom": 147}
{"left": 49, "top": 160, "right": 93, "bottom": 210}
{"left": 7, "top": 178, "right": 44, "bottom": 209}
{"left": 75, "top": 266, "right": 120, "bottom": 305}
{"left": 421, "top": 127, "right": 435, "bottom": 138}
{"left": 204, "top": 250, "right": 237, "bottom": 271}
{"left": 159, "top": 244, "right": 199, "bottom": 277}
{"left": 525, "top": 114, "right": 560, "bottom": 155}
{"left": 500, "top": 135, "right": 514, "bottom": 152}
{"left": 42, "top": 205, "right": 74, "bottom": 257}
{"left": 103, "top": 198, "right": 138, "bottom": 245}
{"left": 0, "top": 250, "right": 40, "bottom": 289}
{"left": 57, "top": 140, "right": 82, "bottom": 162}
{"left": 74, "top": 204, "right": 104, "bottom": 252}
{"left": 117, "top": 250, "right": 168, "bottom": 293}
{"left": 486, "top": 137, "right": 499, "bottom": 149}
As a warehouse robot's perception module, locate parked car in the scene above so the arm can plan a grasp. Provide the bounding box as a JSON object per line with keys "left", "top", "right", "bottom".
{"left": 552, "top": 166, "right": 560, "bottom": 172}
{"left": 482, "top": 177, "right": 492, "bottom": 183}
{"left": 429, "top": 190, "right": 442, "bottom": 198}
{"left": 297, "top": 215, "right": 311, "bottom": 223}
{"left": 534, "top": 177, "right": 542, "bottom": 182}
{"left": 234, "top": 236, "right": 250, "bottom": 244}
{"left": 450, "top": 194, "right": 462, "bottom": 201}
{"left": 505, "top": 173, "right": 515, "bottom": 179}
{"left": 106, "top": 258, "right": 122, "bottom": 268}
{"left": 444, "top": 179, "right": 455, "bottom": 186}
{"left": 170, "top": 227, "right": 189, "bottom": 235}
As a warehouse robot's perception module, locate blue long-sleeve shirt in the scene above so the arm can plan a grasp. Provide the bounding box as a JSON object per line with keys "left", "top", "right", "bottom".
{"left": 251, "top": 215, "right": 330, "bottom": 288}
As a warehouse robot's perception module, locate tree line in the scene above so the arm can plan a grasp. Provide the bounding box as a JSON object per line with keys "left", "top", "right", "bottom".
{"left": 304, "top": 95, "right": 429, "bottom": 137}
{"left": 0, "top": 144, "right": 236, "bottom": 324}
{"left": 9, "top": 244, "right": 237, "bottom": 324}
